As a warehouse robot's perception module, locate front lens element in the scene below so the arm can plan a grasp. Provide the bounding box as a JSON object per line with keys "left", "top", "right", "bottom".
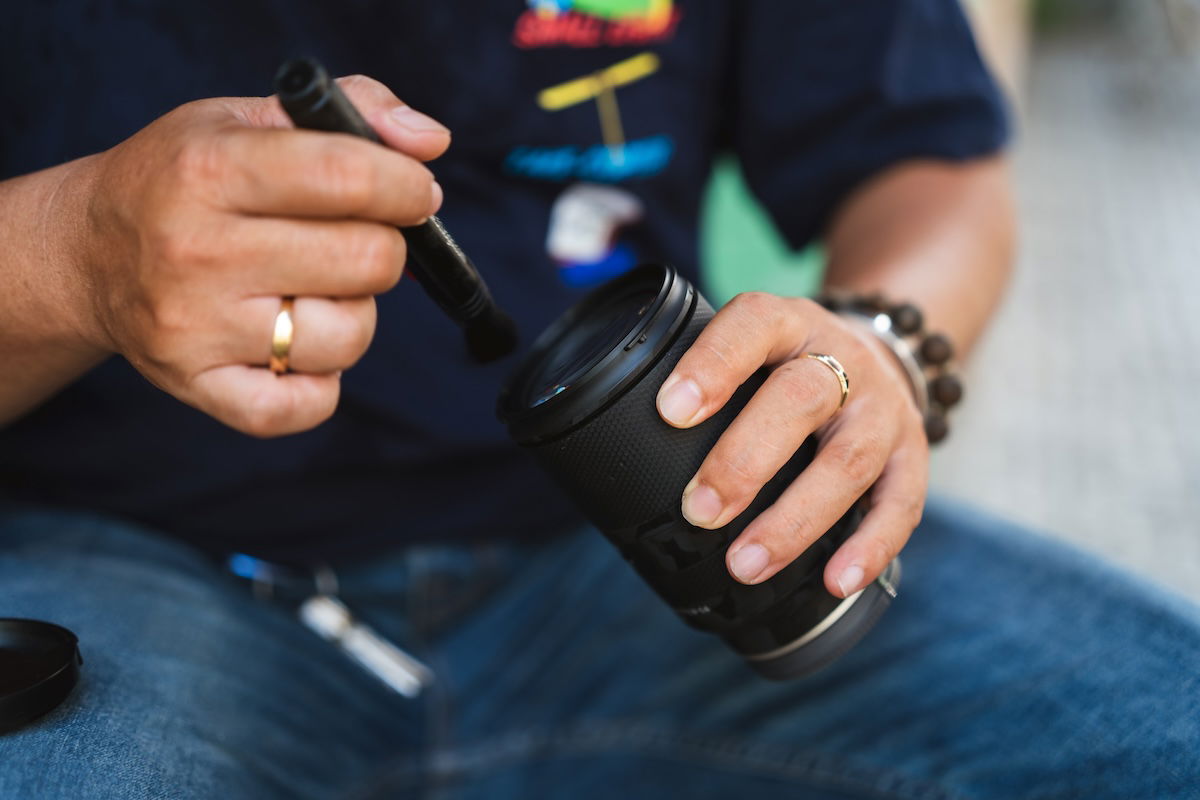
{"left": 524, "top": 285, "right": 657, "bottom": 409}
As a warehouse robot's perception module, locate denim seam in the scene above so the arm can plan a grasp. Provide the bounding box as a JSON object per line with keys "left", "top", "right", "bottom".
{"left": 410, "top": 558, "right": 459, "bottom": 800}
{"left": 347, "top": 721, "right": 971, "bottom": 800}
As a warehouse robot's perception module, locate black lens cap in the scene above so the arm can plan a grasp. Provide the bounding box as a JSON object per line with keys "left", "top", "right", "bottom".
{"left": 0, "top": 619, "right": 82, "bottom": 734}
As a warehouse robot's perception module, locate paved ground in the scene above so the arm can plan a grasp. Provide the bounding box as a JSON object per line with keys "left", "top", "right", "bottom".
{"left": 932, "top": 11, "right": 1200, "bottom": 602}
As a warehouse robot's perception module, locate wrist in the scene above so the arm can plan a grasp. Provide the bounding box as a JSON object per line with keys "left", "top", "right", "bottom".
{"left": 852, "top": 321, "right": 923, "bottom": 407}
{"left": 34, "top": 154, "right": 112, "bottom": 357}
{"left": 816, "top": 291, "right": 963, "bottom": 443}
{"left": 0, "top": 157, "right": 113, "bottom": 423}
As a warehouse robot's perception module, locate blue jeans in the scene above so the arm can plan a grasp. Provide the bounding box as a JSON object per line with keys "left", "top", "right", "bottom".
{"left": 1, "top": 497, "right": 1198, "bottom": 799}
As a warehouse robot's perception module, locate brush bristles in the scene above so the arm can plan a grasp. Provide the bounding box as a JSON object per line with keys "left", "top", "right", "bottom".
{"left": 465, "top": 310, "right": 519, "bottom": 363}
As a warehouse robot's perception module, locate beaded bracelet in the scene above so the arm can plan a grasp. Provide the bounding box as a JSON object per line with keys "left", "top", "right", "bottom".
{"left": 813, "top": 291, "right": 963, "bottom": 444}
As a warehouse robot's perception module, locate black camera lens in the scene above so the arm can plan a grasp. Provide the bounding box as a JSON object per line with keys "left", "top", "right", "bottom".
{"left": 498, "top": 264, "right": 899, "bottom": 679}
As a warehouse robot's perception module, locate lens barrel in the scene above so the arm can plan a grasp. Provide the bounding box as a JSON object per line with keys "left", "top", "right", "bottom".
{"left": 498, "top": 265, "right": 899, "bottom": 679}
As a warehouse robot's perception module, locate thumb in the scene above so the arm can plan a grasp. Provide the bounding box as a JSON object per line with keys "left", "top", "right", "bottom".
{"left": 230, "top": 74, "right": 451, "bottom": 163}
{"left": 335, "top": 74, "right": 451, "bottom": 163}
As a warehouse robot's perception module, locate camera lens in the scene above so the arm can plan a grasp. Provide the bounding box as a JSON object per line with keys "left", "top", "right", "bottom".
{"left": 498, "top": 264, "right": 899, "bottom": 679}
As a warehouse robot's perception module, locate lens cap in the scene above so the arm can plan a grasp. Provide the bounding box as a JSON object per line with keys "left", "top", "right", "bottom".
{"left": 0, "top": 618, "right": 82, "bottom": 734}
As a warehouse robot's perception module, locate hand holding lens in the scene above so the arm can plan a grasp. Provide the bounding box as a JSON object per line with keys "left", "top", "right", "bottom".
{"left": 499, "top": 264, "right": 899, "bottom": 678}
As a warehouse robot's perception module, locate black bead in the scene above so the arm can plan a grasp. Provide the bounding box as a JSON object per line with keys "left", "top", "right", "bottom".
{"left": 889, "top": 303, "right": 923, "bottom": 335}
{"left": 813, "top": 292, "right": 846, "bottom": 312}
{"left": 930, "top": 374, "right": 964, "bottom": 407}
{"left": 860, "top": 292, "right": 887, "bottom": 313}
{"left": 925, "top": 413, "right": 949, "bottom": 444}
{"left": 919, "top": 333, "right": 954, "bottom": 365}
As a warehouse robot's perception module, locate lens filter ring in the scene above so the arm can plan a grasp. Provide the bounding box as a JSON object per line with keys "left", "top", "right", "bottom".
{"left": 498, "top": 263, "right": 695, "bottom": 444}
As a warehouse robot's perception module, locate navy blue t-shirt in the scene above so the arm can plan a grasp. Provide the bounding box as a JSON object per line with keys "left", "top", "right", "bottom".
{"left": 0, "top": 1, "right": 1006, "bottom": 561}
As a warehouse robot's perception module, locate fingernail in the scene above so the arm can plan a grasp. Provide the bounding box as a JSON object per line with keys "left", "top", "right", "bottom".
{"left": 836, "top": 564, "right": 865, "bottom": 597}
{"left": 681, "top": 481, "right": 724, "bottom": 527}
{"left": 729, "top": 544, "right": 771, "bottom": 584}
{"left": 389, "top": 104, "right": 449, "bottom": 134}
{"left": 658, "top": 377, "right": 703, "bottom": 427}
{"left": 430, "top": 181, "right": 444, "bottom": 214}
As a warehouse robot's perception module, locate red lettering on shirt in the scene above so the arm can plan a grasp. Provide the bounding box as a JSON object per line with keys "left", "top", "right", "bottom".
{"left": 512, "top": 8, "right": 682, "bottom": 49}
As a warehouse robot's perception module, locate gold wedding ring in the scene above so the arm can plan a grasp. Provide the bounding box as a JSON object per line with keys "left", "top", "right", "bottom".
{"left": 804, "top": 353, "right": 850, "bottom": 411}
{"left": 269, "top": 297, "right": 295, "bottom": 375}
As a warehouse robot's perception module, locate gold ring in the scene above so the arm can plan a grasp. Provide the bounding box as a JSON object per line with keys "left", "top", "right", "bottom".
{"left": 269, "top": 297, "right": 295, "bottom": 375}
{"left": 804, "top": 353, "right": 850, "bottom": 411}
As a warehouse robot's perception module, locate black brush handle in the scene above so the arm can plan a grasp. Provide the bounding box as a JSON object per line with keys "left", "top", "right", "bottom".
{"left": 274, "top": 58, "right": 513, "bottom": 357}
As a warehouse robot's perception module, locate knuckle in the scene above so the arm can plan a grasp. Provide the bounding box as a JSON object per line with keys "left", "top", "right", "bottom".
{"left": 146, "top": 296, "right": 193, "bottom": 342}
{"left": 351, "top": 226, "right": 402, "bottom": 290}
{"left": 694, "top": 333, "right": 736, "bottom": 372}
{"left": 152, "top": 225, "right": 211, "bottom": 269}
{"left": 729, "top": 291, "right": 775, "bottom": 316}
{"left": 825, "top": 436, "right": 881, "bottom": 488}
{"left": 892, "top": 400, "right": 916, "bottom": 431}
{"left": 866, "top": 536, "right": 897, "bottom": 569}
{"left": 769, "top": 505, "right": 817, "bottom": 549}
{"left": 720, "top": 292, "right": 777, "bottom": 331}
{"left": 172, "top": 135, "right": 224, "bottom": 189}
{"left": 140, "top": 327, "right": 183, "bottom": 369}
{"left": 897, "top": 494, "right": 925, "bottom": 531}
{"left": 729, "top": 291, "right": 784, "bottom": 334}
{"left": 313, "top": 384, "right": 341, "bottom": 424}
{"left": 337, "top": 74, "right": 373, "bottom": 92}
{"left": 350, "top": 311, "right": 376, "bottom": 358}
{"left": 397, "top": 162, "right": 435, "bottom": 218}
{"left": 705, "top": 451, "right": 759, "bottom": 500}
{"left": 329, "top": 328, "right": 362, "bottom": 368}
{"left": 393, "top": 233, "right": 408, "bottom": 276}
{"left": 331, "top": 305, "right": 375, "bottom": 366}
{"left": 896, "top": 399, "right": 923, "bottom": 431}
{"left": 793, "top": 296, "right": 825, "bottom": 318}
{"left": 844, "top": 334, "right": 872, "bottom": 366}
{"left": 239, "top": 387, "right": 294, "bottom": 439}
{"left": 835, "top": 331, "right": 873, "bottom": 374}
{"left": 317, "top": 142, "right": 375, "bottom": 212}
{"left": 135, "top": 285, "right": 203, "bottom": 368}
{"left": 774, "top": 360, "right": 829, "bottom": 421}
{"left": 238, "top": 380, "right": 339, "bottom": 439}
{"left": 337, "top": 74, "right": 390, "bottom": 103}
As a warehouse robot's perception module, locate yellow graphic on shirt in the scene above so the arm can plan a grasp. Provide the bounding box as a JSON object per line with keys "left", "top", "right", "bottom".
{"left": 537, "top": 52, "right": 660, "bottom": 154}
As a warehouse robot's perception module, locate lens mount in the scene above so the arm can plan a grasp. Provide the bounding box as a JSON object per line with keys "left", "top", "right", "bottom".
{"left": 743, "top": 559, "right": 901, "bottom": 679}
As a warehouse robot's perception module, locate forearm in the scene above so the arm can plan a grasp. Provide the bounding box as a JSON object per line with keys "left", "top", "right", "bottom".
{"left": 0, "top": 158, "right": 108, "bottom": 425}
{"left": 822, "top": 155, "right": 1016, "bottom": 356}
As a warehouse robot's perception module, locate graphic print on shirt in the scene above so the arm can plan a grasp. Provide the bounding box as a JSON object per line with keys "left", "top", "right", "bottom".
{"left": 507, "top": 4, "right": 683, "bottom": 286}
{"left": 546, "top": 184, "right": 644, "bottom": 286}
{"left": 505, "top": 52, "right": 674, "bottom": 183}
{"left": 513, "top": 0, "right": 681, "bottom": 49}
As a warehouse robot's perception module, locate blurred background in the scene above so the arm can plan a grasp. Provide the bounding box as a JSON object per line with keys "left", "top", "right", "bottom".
{"left": 701, "top": 0, "right": 1200, "bottom": 602}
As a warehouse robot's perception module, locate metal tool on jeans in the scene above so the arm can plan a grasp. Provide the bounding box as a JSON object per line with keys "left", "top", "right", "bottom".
{"left": 226, "top": 554, "right": 433, "bottom": 698}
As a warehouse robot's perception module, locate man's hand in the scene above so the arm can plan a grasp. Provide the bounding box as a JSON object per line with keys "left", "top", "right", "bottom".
{"left": 656, "top": 293, "right": 929, "bottom": 599}
{"left": 70, "top": 76, "right": 450, "bottom": 436}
